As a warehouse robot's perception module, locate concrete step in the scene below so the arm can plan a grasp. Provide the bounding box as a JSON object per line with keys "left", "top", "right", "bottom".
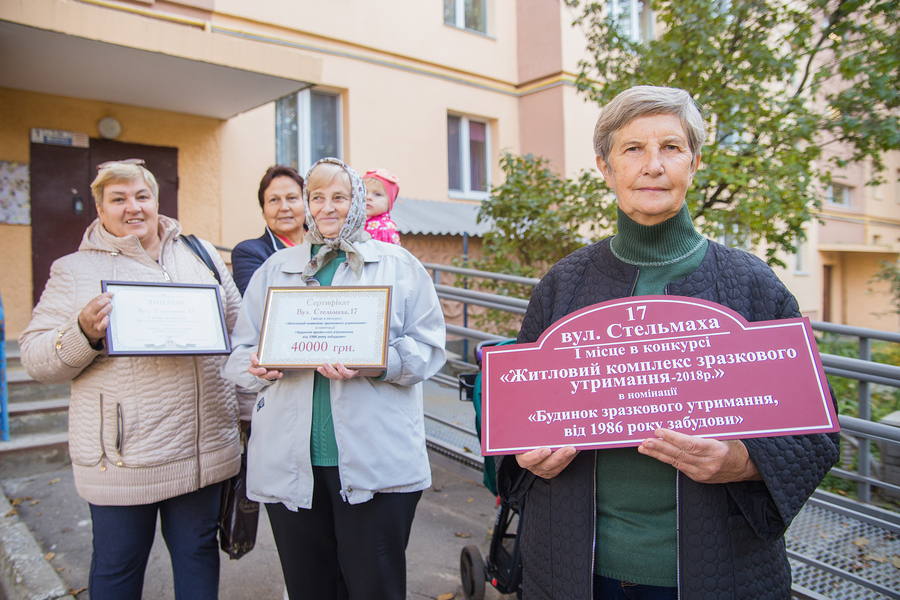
{"left": 7, "top": 397, "right": 70, "bottom": 416}
{"left": 6, "top": 371, "right": 71, "bottom": 405}
{"left": 0, "top": 432, "right": 69, "bottom": 456}
{"left": 7, "top": 410, "right": 68, "bottom": 438}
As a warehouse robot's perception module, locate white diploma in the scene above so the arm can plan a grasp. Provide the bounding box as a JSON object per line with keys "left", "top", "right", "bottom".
{"left": 257, "top": 286, "right": 392, "bottom": 369}
{"left": 102, "top": 281, "right": 230, "bottom": 355}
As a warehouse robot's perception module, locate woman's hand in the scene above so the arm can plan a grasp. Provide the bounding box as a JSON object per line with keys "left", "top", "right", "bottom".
{"left": 78, "top": 292, "right": 114, "bottom": 344}
{"left": 515, "top": 446, "right": 579, "bottom": 480}
{"left": 248, "top": 352, "right": 283, "bottom": 381}
{"left": 316, "top": 362, "right": 382, "bottom": 380}
{"left": 638, "top": 428, "right": 761, "bottom": 483}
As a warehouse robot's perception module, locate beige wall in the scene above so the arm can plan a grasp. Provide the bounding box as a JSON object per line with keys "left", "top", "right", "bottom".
{"left": 0, "top": 87, "right": 224, "bottom": 338}
{"left": 841, "top": 252, "right": 899, "bottom": 331}
{"left": 520, "top": 86, "right": 567, "bottom": 170}
{"left": 213, "top": 0, "right": 520, "bottom": 85}
{"left": 562, "top": 85, "right": 603, "bottom": 178}
{"left": 517, "top": 0, "right": 563, "bottom": 83}
{"left": 220, "top": 103, "right": 276, "bottom": 250}
{"left": 218, "top": 49, "right": 522, "bottom": 251}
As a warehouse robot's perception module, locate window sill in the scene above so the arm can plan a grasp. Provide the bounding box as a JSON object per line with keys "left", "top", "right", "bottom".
{"left": 443, "top": 23, "right": 494, "bottom": 40}
{"left": 449, "top": 190, "right": 491, "bottom": 201}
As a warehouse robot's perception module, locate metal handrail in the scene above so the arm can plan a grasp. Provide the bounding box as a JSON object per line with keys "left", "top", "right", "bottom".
{"left": 811, "top": 320, "right": 900, "bottom": 344}
{"left": 426, "top": 261, "right": 900, "bottom": 502}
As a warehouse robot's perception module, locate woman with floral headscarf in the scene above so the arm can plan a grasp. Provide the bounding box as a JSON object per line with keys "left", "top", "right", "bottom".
{"left": 222, "top": 158, "right": 446, "bottom": 600}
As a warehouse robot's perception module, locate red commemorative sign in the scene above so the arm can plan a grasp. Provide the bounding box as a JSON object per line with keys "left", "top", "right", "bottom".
{"left": 481, "top": 296, "right": 839, "bottom": 456}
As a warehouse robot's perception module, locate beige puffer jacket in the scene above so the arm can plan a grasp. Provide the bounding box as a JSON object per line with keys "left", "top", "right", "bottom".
{"left": 19, "top": 216, "right": 242, "bottom": 506}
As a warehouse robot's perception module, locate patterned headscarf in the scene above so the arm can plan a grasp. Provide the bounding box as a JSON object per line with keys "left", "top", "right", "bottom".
{"left": 301, "top": 157, "right": 371, "bottom": 284}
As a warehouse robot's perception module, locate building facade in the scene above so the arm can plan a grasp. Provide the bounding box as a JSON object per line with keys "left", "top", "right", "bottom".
{"left": 1, "top": 0, "right": 897, "bottom": 339}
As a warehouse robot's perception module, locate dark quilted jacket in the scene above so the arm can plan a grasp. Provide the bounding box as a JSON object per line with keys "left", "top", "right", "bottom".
{"left": 497, "top": 238, "right": 840, "bottom": 600}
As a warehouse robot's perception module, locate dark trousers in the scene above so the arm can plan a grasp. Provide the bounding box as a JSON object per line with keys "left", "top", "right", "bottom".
{"left": 88, "top": 482, "right": 223, "bottom": 600}
{"left": 594, "top": 575, "right": 678, "bottom": 600}
{"left": 265, "top": 466, "right": 422, "bottom": 600}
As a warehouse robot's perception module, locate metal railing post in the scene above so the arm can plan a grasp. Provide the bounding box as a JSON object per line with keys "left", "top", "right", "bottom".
{"left": 857, "top": 336, "right": 872, "bottom": 503}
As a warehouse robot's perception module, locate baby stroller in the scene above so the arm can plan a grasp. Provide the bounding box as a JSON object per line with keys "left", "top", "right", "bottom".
{"left": 457, "top": 339, "right": 524, "bottom": 600}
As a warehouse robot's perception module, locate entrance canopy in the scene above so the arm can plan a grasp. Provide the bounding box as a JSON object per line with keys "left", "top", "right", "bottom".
{"left": 0, "top": 1, "right": 320, "bottom": 119}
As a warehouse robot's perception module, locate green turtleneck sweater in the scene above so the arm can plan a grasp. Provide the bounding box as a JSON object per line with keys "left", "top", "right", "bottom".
{"left": 309, "top": 246, "right": 345, "bottom": 467}
{"left": 595, "top": 203, "right": 708, "bottom": 587}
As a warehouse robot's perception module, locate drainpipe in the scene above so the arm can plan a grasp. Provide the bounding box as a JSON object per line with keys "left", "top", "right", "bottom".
{"left": 1, "top": 292, "right": 8, "bottom": 441}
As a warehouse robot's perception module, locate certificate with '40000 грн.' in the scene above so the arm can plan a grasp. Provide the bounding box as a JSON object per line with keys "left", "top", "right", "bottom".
{"left": 257, "top": 286, "right": 392, "bottom": 370}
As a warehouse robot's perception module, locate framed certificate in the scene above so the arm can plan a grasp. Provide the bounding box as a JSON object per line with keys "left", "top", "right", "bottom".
{"left": 101, "top": 281, "right": 231, "bottom": 356}
{"left": 257, "top": 286, "right": 392, "bottom": 369}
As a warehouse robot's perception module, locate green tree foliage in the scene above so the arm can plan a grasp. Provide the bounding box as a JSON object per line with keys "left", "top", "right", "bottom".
{"left": 563, "top": 0, "right": 899, "bottom": 265}
{"left": 459, "top": 153, "right": 612, "bottom": 335}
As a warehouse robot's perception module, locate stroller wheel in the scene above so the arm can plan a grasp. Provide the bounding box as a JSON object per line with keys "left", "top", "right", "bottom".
{"left": 460, "top": 545, "right": 486, "bottom": 600}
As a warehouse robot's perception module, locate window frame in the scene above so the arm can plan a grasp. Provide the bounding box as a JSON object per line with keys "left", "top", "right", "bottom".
{"left": 275, "top": 88, "right": 343, "bottom": 176}
{"left": 608, "top": 0, "right": 653, "bottom": 43}
{"left": 444, "top": 0, "right": 488, "bottom": 35}
{"left": 793, "top": 238, "right": 810, "bottom": 275}
{"left": 826, "top": 181, "right": 852, "bottom": 207}
{"left": 447, "top": 113, "right": 492, "bottom": 201}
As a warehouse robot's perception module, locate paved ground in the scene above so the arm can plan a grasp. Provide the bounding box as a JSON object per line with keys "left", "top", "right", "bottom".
{"left": 0, "top": 450, "right": 513, "bottom": 600}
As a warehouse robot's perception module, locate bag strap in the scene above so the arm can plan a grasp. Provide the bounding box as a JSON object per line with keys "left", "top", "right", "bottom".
{"left": 180, "top": 234, "right": 222, "bottom": 284}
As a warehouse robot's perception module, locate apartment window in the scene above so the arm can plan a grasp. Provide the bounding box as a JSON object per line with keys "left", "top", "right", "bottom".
{"left": 276, "top": 89, "right": 342, "bottom": 175}
{"left": 444, "top": 0, "right": 486, "bottom": 34}
{"left": 609, "top": 0, "right": 652, "bottom": 43}
{"left": 448, "top": 114, "right": 490, "bottom": 199}
{"left": 826, "top": 182, "right": 852, "bottom": 207}
{"left": 794, "top": 239, "right": 808, "bottom": 274}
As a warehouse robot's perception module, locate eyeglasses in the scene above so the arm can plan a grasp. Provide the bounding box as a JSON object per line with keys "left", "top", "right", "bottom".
{"left": 96, "top": 158, "right": 145, "bottom": 172}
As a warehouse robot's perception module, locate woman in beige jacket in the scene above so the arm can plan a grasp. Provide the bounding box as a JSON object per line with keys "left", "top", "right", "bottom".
{"left": 19, "top": 160, "right": 242, "bottom": 600}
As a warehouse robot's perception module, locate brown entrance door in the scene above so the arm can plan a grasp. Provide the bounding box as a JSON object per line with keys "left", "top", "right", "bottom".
{"left": 29, "top": 139, "right": 178, "bottom": 306}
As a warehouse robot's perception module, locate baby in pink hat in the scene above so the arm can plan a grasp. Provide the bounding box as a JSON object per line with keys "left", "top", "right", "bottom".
{"left": 363, "top": 168, "right": 402, "bottom": 246}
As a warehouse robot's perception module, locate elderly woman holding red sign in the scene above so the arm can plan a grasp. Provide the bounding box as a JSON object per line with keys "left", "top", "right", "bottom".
{"left": 497, "top": 86, "right": 840, "bottom": 600}
{"left": 221, "top": 157, "right": 446, "bottom": 600}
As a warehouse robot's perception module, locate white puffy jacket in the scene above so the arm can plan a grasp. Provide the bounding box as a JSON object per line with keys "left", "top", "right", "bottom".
{"left": 19, "top": 216, "right": 242, "bottom": 506}
{"left": 221, "top": 240, "right": 446, "bottom": 508}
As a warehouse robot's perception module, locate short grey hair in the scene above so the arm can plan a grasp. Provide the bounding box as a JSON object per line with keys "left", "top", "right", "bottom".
{"left": 593, "top": 86, "right": 706, "bottom": 165}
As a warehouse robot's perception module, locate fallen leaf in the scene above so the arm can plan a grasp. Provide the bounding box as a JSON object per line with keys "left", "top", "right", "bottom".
{"left": 436, "top": 594, "right": 454, "bottom": 600}
{"left": 466, "top": 498, "right": 474, "bottom": 503}
{"left": 70, "top": 587, "right": 87, "bottom": 596}
{"left": 56, "top": 567, "right": 65, "bottom": 572}
{"left": 35, "top": 512, "right": 41, "bottom": 517}
{"left": 5, "top": 509, "right": 18, "bottom": 517}
{"left": 30, "top": 499, "right": 40, "bottom": 506}
{"left": 44, "top": 552, "right": 55, "bottom": 561}
{"left": 863, "top": 554, "right": 888, "bottom": 563}
{"left": 455, "top": 532, "right": 471, "bottom": 538}
{"left": 853, "top": 537, "right": 870, "bottom": 548}
{"left": 10, "top": 497, "right": 32, "bottom": 506}
{"left": 892, "top": 556, "right": 900, "bottom": 569}
{"left": 47, "top": 478, "right": 61, "bottom": 485}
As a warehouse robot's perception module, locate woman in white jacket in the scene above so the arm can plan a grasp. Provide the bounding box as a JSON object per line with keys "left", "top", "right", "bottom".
{"left": 19, "top": 160, "right": 242, "bottom": 600}
{"left": 222, "top": 158, "right": 446, "bottom": 600}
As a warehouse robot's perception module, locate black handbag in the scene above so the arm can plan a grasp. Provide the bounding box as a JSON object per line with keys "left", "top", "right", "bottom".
{"left": 219, "top": 430, "right": 260, "bottom": 560}
{"left": 178, "top": 236, "right": 260, "bottom": 558}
